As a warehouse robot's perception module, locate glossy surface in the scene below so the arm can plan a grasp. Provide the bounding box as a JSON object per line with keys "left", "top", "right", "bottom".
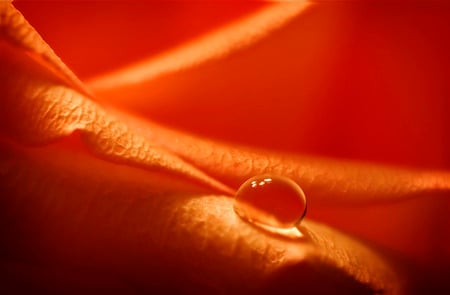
{"left": 234, "top": 175, "right": 307, "bottom": 230}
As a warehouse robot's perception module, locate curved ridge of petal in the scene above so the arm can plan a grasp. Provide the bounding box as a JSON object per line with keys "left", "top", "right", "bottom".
{"left": 0, "top": 38, "right": 232, "bottom": 195}
{"left": 87, "top": 1, "right": 311, "bottom": 91}
{"left": 0, "top": 2, "right": 91, "bottom": 97}
{"left": 115, "top": 111, "right": 450, "bottom": 206}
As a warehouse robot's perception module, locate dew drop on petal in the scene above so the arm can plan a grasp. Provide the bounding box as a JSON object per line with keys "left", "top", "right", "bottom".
{"left": 234, "top": 175, "right": 307, "bottom": 237}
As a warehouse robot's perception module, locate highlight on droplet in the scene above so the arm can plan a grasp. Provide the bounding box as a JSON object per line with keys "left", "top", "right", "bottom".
{"left": 234, "top": 174, "right": 307, "bottom": 238}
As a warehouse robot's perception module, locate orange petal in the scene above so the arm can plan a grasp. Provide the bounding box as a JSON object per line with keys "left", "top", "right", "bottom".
{"left": 0, "top": 12, "right": 231, "bottom": 195}
{"left": 108, "top": 109, "right": 450, "bottom": 266}
{"left": 0, "top": 1, "right": 90, "bottom": 96}
{"left": 89, "top": 2, "right": 450, "bottom": 169}
{"left": 0, "top": 141, "right": 407, "bottom": 294}
{"left": 113, "top": 110, "right": 450, "bottom": 206}
{"left": 14, "top": 1, "right": 269, "bottom": 79}
{"left": 79, "top": 1, "right": 450, "bottom": 264}
{"left": 87, "top": 2, "right": 311, "bottom": 90}
{"left": 1, "top": 2, "right": 448, "bottom": 293}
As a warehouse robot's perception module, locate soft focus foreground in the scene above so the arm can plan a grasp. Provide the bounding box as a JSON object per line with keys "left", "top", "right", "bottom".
{"left": 1, "top": 1, "right": 450, "bottom": 294}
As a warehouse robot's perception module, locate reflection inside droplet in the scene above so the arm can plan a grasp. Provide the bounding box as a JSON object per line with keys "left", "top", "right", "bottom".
{"left": 234, "top": 175, "right": 307, "bottom": 238}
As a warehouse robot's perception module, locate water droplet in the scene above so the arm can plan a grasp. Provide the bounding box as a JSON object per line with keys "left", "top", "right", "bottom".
{"left": 234, "top": 175, "right": 306, "bottom": 238}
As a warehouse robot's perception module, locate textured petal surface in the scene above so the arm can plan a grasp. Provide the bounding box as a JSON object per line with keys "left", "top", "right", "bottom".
{"left": 0, "top": 141, "right": 406, "bottom": 294}
{"left": 1, "top": 1, "right": 450, "bottom": 294}
{"left": 0, "top": 4, "right": 232, "bottom": 195}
